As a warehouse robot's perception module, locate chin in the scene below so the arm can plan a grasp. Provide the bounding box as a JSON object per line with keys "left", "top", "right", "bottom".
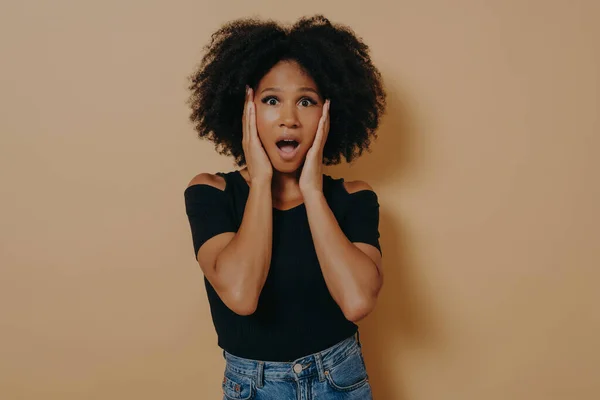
{"left": 271, "top": 161, "right": 303, "bottom": 175}
{"left": 267, "top": 147, "right": 307, "bottom": 175}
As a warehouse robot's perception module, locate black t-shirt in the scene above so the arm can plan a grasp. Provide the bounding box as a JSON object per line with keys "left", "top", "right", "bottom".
{"left": 184, "top": 170, "right": 381, "bottom": 361}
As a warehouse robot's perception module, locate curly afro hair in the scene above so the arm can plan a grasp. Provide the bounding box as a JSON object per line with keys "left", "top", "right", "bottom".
{"left": 186, "top": 15, "right": 386, "bottom": 166}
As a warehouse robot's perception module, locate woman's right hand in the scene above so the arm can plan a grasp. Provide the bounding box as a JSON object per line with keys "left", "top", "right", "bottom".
{"left": 242, "top": 86, "right": 273, "bottom": 183}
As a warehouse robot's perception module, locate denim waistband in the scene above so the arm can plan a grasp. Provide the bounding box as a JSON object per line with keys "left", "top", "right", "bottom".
{"left": 222, "top": 333, "right": 362, "bottom": 386}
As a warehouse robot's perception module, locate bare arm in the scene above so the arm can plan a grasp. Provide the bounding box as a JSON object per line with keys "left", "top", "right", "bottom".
{"left": 303, "top": 181, "right": 383, "bottom": 322}
{"left": 298, "top": 101, "right": 382, "bottom": 322}
{"left": 188, "top": 173, "right": 272, "bottom": 316}
{"left": 190, "top": 87, "right": 274, "bottom": 316}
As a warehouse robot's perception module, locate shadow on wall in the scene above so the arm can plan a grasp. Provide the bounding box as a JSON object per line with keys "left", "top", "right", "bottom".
{"left": 326, "top": 79, "right": 439, "bottom": 399}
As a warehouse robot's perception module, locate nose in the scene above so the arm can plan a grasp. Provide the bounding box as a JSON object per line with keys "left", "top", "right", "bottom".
{"left": 279, "top": 103, "right": 299, "bottom": 129}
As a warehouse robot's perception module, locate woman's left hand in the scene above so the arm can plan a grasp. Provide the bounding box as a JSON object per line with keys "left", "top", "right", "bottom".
{"left": 299, "top": 100, "right": 330, "bottom": 196}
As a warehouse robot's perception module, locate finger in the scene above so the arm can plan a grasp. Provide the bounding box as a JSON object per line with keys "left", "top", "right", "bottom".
{"left": 322, "top": 100, "right": 330, "bottom": 148}
{"left": 243, "top": 85, "right": 248, "bottom": 116}
{"left": 242, "top": 87, "right": 247, "bottom": 139}
{"left": 244, "top": 87, "right": 252, "bottom": 144}
{"left": 314, "top": 103, "right": 327, "bottom": 141}
{"left": 249, "top": 97, "right": 258, "bottom": 143}
{"left": 314, "top": 100, "right": 329, "bottom": 150}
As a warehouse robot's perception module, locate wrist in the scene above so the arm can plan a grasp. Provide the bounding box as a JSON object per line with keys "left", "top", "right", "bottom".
{"left": 301, "top": 189, "right": 324, "bottom": 203}
{"left": 250, "top": 177, "right": 272, "bottom": 188}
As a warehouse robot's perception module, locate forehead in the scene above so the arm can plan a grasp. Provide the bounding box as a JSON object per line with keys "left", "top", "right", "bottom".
{"left": 257, "top": 60, "right": 318, "bottom": 91}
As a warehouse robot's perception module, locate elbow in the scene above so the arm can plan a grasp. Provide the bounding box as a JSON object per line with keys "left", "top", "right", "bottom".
{"left": 342, "top": 275, "right": 383, "bottom": 322}
{"left": 222, "top": 287, "right": 259, "bottom": 316}
{"left": 213, "top": 256, "right": 260, "bottom": 316}
{"left": 228, "top": 300, "right": 258, "bottom": 316}
{"left": 342, "top": 295, "right": 377, "bottom": 323}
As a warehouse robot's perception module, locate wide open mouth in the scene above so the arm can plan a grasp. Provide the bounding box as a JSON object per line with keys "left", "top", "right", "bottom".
{"left": 276, "top": 139, "right": 300, "bottom": 153}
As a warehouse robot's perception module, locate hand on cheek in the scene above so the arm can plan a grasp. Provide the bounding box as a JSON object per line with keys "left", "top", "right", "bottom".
{"left": 242, "top": 87, "right": 273, "bottom": 183}
{"left": 299, "top": 100, "right": 330, "bottom": 196}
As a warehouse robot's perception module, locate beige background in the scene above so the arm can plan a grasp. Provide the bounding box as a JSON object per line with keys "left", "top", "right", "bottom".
{"left": 1, "top": 1, "right": 599, "bottom": 399}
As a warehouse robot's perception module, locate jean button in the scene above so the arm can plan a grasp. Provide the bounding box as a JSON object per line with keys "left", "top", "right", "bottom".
{"left": 293, "top": 363, "right": 302, "bottom": 373}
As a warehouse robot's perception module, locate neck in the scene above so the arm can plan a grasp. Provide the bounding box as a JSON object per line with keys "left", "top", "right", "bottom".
{"left": 271, "top": 168, "right": 302, "bottom": 202}
{"left": 239, "top": 167, "right": 305, "bottom": 205}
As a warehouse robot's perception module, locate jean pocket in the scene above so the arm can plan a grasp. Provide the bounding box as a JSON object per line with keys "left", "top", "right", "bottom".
{"left": 324, "top": 351, "right": 369, "bottom": 392}
{"left": 222, "top": 370, "right": 255, "bottom": 400}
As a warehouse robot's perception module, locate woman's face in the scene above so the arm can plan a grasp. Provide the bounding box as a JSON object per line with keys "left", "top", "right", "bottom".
{"left": 253, "top": 60, "right": 324, "bottom": 174}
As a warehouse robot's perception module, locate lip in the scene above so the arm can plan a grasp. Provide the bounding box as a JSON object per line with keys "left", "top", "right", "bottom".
{"left": 274, "top": 133, "right": 302, "bottom": 161}
{"left": 275, "top": 132, "right": 301, "bottom": 143}
{"left": 276, "top": 142, "right": 301, "bottom": 161}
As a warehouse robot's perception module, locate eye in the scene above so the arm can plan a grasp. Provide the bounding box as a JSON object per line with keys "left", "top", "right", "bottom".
{"left": 261, "top": 96, "right": 279, "bottom": 106}
{"left": 299, "top": 97, "right": 317, "bottom": 107}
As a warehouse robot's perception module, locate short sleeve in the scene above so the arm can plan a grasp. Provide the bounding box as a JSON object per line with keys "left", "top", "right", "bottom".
{"left": 340, "top": 190, "right": 382, "bottom": 254}
{"left": 184, "top": 184, "right": 237, "bottom": 258}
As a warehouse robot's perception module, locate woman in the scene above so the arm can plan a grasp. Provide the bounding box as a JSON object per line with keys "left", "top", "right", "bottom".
{"left": 184, "top": 15, "right": 386, "bottom": 399}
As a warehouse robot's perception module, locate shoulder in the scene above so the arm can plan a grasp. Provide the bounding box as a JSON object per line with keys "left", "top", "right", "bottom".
{"left": 186, "top": 172, "right": 227, "bottom": 191}
{"left": 342, "top": 180, "right": 375, "bottom": 194}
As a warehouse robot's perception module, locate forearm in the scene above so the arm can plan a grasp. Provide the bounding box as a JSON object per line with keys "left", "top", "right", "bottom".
{"left": 215, "top": 180, "right": 272, "bottom": 311}
{"left": 303, "top": 192, "right": 382, "bottom": 321}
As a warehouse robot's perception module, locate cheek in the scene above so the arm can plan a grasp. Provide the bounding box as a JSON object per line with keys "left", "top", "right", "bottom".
{"left": 255, "top": 106, "right": 278, "bottom": 136}
{"left": 303, "top": 111, "right": 322, "bottom": 136}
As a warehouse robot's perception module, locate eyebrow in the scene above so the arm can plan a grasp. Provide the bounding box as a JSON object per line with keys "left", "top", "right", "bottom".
{"left": 260, "top": 87, "right": 319, "bottom": 95}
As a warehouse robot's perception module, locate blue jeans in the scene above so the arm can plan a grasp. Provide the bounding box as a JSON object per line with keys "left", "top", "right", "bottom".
{"left": 221, "top": 333, "right": 373, "bottom": 399}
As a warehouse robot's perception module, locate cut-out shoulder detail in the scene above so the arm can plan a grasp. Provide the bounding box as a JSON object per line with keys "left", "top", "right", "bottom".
{"left": 343, "top": 180, "right": 375, "bottom": 195}
{"left": 187, "top": 173, "right": 227, "bottom": 191}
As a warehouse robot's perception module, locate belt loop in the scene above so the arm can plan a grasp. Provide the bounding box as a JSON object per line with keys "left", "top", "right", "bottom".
{"left": 356, "top": 330, "right": 362, "bottom": 348}
{"left": 314, "top": 353, "right": 326, "bottom": 382}
{"left": 256, "top": 361, "right": 264, "bottom": 388}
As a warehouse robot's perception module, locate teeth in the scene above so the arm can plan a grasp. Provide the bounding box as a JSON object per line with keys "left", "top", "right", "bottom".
{"left": 277, "top": 139, "right": 298, "bottom": 150}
